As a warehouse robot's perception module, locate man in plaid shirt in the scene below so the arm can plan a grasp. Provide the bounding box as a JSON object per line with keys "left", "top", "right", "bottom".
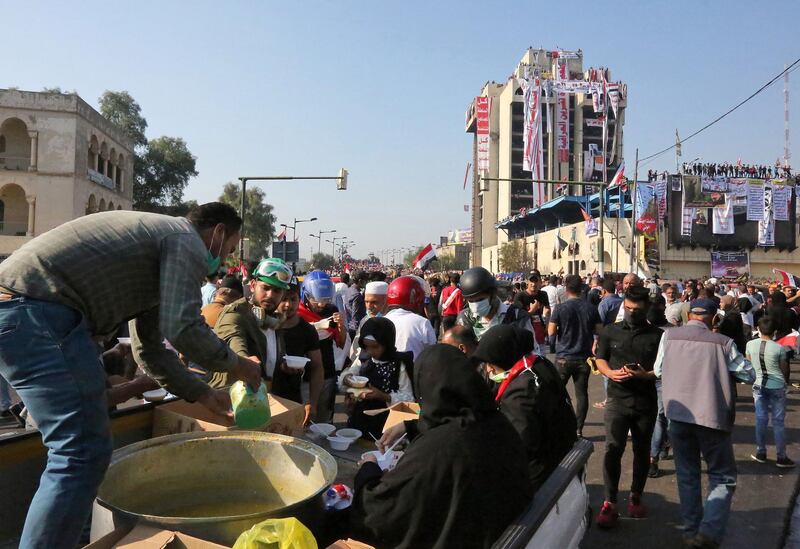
{"left": 0, "top": 202, "right": 260, "bottom": 548}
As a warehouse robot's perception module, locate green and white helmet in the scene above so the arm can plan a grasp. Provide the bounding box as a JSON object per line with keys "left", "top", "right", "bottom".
{"left": 253, "top": 258, "right": 293, "bottom": 289}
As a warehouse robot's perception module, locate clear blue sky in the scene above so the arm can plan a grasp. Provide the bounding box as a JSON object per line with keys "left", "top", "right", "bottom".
{"left": 5, "top": 1, "right": 799, "bottom": 259}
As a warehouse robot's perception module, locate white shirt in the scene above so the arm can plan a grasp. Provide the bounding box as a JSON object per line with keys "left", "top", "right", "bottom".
{"left": 542, "top": 285, "right": 559, "bottom": 308}
{"left": 384, "top": 308, "right": 437, "bottom": 362}
{"left": 201, "top": 282, "right": 217, "bottom": 306}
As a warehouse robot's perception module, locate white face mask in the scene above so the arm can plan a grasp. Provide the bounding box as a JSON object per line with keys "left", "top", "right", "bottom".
{"left": 469, "top": 298, "right": 492, "bottom": 317}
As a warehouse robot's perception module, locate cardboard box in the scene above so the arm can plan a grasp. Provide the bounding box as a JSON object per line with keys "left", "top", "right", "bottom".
{"left": 152, "top": 394, "right": 305, "bottom": 438}
{"left": 85, "top": 525, "right": 229, "bottom": 549}
{"left": 363, "top": 401, "right": 420, "bottom": 432}
{"left": 326, "top": 539, "right": 375, "bottom": 549}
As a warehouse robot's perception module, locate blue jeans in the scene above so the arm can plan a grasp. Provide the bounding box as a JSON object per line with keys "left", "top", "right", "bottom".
{"left": 0, "top": 373, "right": 10, "bottom": 410}
{"left": 669, "top": 420, "right": 737, "bottom": 543}
{"left": 650, "top": 379, "right": 669, "bottom": 459}
{"left": 753, "top": 385, "right": 787, "bottom": 458}
{"left": 0, "top": 297, "right": 112, "bottom": 549}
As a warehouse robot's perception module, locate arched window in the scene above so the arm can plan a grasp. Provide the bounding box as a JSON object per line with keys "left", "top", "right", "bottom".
{"left": 0, "top": 118, "right": 31, "bottom": 170}
{"left": 108, "top": 201, "right": 114, "bottom": 211}
{"left": 580, "top": 260, "right": 587, "bottom": 272}
{"left": 0, "top": 184, "right": 28, "bottom": 235}
{"left": 99, "top": 198, "right": 106, "bottom": 211}
{"left": 0, "top": 199, "right": 5, "bottom": 229}
{"left": 86, "top": 194, "right": 97, "bottom": 215}
{"left": 116, "top": 153, "right": 124, "bottom": 191}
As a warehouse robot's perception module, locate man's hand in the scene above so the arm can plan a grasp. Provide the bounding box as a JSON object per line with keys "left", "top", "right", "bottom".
{"left": 364, "top": 387, "right": 390, "bottom": 403}
{"left": 530, "top": 299, "right": 541, "bottom": 314}
{"left": 606, "top": 368, "right": 633, "bottom": 382}
{"left": 233, "top": 355, "right": 262, "bottom": 391}
{"left": 358, "top": 452, "right": 378, "bottom": 467}
{"left": 303, "top": 404, "right": 313, "bottom": 427}
{"left": 623, "top": 363, "right": 650, "bottom": 379}
{"left": 377, "top": 421, "right": 406, "bottom": 453}
{"left": 278, "top": 360, "right": 303, "bottom": 376}
{"left": 332, "top": 312, "right": 343, "bottom": 326}
{"left": 198, "top": 389, "right": 233, "bottom": 418}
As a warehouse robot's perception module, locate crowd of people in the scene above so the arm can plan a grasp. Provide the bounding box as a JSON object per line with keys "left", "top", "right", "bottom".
{"left": 675, "top": 161, "right": 795, "bottom": 180}
{"left": 0, "top": 202, "right": 798, "bottom": 548}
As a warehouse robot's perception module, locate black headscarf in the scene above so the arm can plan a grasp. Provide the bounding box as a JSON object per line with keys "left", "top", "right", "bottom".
{"left": 471, "top": 325, "right": 535, "bottom": 370}
{"left": 359, "top": 317, "right": 397, "bottom": 360}
{"left": 414, "top": 344, "right": 498, "bottom": 432}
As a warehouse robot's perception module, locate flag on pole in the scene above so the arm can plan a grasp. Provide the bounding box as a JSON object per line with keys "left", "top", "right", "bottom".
{"left": 609, "top": 161, "right": 625, "bottom": 188}
{"left": 580, "top": 207, "right": 598, "bottom": 237}
{"left": 276, "top": 227, "right": 287, "bottom": 241}
{"left": 773, "top": 268, "right": 800, "bottom": 288}
{"left": 414, "top": 244, "right": 437, "bottom": 270}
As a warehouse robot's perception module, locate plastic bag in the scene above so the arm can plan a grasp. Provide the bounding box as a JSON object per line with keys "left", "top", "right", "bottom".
{"left": 233, "top": 517, "right": 317, "bottom": 549}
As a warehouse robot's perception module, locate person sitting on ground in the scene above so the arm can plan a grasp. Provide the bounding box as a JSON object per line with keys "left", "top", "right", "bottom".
{"left": 352, "top": 345, "right": 532, "bottom": 548}
{"left": 440, "top": 324, "right": 478, "bottom": 356}
{"left": 273, "top": 283, "right": 324, "bottom": 424}
{"left": 201, "top": 275, "right": 243, "bottom": 328}
{"left": 473, "top": 325, "right": 577, "bottom": 491}
{"left": 339, "top": 317, "right": 414, "bottom": 439}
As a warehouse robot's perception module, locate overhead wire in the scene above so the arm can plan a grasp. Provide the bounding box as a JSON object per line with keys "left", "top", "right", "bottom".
{"left": 639, "top": 58, "right": 800, "bottom": 164}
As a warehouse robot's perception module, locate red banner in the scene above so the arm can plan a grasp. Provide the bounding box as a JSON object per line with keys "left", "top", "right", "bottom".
{"left": 476, "top": 96, "right": 490, "bottom": 171}
{"left": 556, "top": 91, "right": 569, "bottom": 163}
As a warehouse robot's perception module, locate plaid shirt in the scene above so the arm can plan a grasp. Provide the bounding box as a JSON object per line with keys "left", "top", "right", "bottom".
{"left": 0, "top": 210, "right": 237, "bottom": 401}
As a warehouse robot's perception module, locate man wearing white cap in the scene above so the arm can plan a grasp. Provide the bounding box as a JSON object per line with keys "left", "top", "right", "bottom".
{"left": 349, "top": 281, "right": 390, "bottom": 364}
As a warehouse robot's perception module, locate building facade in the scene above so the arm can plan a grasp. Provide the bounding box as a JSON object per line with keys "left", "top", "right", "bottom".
{"left": 465, "top": 49, "right": 626, "bottom": 273}
{"left": 0, "top": 89, "right": 134, "bottom": 259}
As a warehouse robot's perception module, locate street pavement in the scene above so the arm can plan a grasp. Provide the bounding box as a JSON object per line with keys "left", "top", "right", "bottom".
{"left": 574, "top": 359, "right": 800, "bottom": 549}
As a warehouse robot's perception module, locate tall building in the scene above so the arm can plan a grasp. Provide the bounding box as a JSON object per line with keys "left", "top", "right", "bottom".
{"left": 465, "top": 48, "right": 626, "bottom": 272}
{"left": 0, "top": 89, "right": 133, "bottom": 260}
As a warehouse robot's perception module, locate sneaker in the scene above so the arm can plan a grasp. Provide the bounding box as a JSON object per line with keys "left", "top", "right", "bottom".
{"left": 593, "top": 400, "right": 607, "bottom": 409}
{"left": 595, "top": 501, "right": 619, "bottom": 529}
{"left": 777, "top": 456, "right": 796, "bottom": 469}
{"left": 688, "top": 532, "right": 720, "bottom": 548}
{"left": 660, "top": 443, "right": 671, "bottom": 461}
{"left": 648, "top": 460, "right": 660, "bottom": 478}
{"left": 627, "top": 493, "right": 648, "bottom": 518}
{"left": 750, "top": 451, "right": 767, "bottom": 463}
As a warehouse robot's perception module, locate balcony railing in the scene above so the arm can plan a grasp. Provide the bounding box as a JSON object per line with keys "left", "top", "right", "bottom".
{"left": 0, "top": 155, "right": 30, "bottom": 171}
{"left": 88, "top": 168, "right": 115, "bottom": 190}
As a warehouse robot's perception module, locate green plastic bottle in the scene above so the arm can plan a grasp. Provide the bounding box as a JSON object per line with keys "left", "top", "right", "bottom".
{"left": 229, "top": 381, "right": 271, "bottom": 429}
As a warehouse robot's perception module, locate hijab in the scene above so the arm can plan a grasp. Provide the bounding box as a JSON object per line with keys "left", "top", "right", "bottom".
{"left": 472, "top": 325, "right": 534, "bottom": 370}
{"left": 414, "top": 344, "right": 498, "bottom": 432}
{"left": 720, "top": 295, "right": 739, "bottom": 314}
{"left": 359, "top": 317, "right": 397, "bottom": 361}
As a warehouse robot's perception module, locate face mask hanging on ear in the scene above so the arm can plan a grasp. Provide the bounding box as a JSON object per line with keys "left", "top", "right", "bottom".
{"left": 206, "top": 226, "right": 226, "bottom": 275}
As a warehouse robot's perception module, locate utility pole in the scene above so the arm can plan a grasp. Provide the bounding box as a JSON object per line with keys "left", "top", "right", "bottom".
{"left": 630, "top": 148, "right": 639, "bottom": 272}
{"left": 785, "top": 63, "right": 791, "bottom": 169}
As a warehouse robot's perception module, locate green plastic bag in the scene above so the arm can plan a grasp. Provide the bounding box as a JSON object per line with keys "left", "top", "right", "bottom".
{"left": 233, "top": 517, "right": 317, "bottom": 549}
{"left": 230, "top": 380, "right": 271, "bottom": 429}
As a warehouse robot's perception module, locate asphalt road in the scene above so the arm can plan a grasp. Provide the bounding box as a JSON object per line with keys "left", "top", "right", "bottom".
{"left": 575, "top": 360, "right": 800, "bottom": 549}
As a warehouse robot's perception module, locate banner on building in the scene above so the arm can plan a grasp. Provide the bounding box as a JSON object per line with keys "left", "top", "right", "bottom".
{"left": 712, "top": 197, "right": 734, "bottom": 234}
{"left": 583, "top": 149, "right": 594, "bottom": 181}
{"left": 638, "top": 233, "right": 661, "bottom": 270}
{"left": 608, "top": 83, "right": 620, "bottom": 118}
{"left": 521, "top": 76, "right": 544, "bottom": 205}
{"left": 681, "top": 192, "right": 694, "bottom": 237}
{"left": 589, "top": 143, "right": 604, "bottom": 173}
{"left": 447, "top": 228, "right": 473, "bottom": 245}
{"left": 758, "top": 184, "right": 775, "bottom": 247}
{"left": 476, "top": 96, "right": 490, "bottom": 172}
{"left": 683, "top": 175, "right": 725, "bottom": 208}
{"left": 552, "top": 80, "right": 594, "bottom": 94}
{"left": 585, "top": 118, "right": 604, "bottom": 128}
{"left": 580, "top": 208, "right": 598, "bottom": 237}
{"left": 728, "top": 178, "right": 748, "bottom": 198}
{"left": 635, "top": 183, "right": 657, "bottom": 235}
{"left": 670, "top": 174, "right": 682, "bottom": 192}
{"left": 655, "top": 174, "right": 668, "bottom": 219}
{"left": 701, "top": 176, "right": 729, "bottom": 193}
{"left": 746, "top": 179, "right": 765, "bottom": 221}
{"left": 591, "top": 84, "right": 605, "bottom": 113}
{"left": 710, "top": 250, "right": 750, "bottom": 278}
{"left": 556, "top": 91, "right": 569, "bottom": 163}
{"left": 773, "top": 181, "right": 790, "bottom": 221}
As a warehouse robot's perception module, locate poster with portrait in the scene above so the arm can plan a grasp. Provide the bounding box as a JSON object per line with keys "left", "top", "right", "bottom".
{"left": 683, "top": 175, "right": 726, "bottom": 208}
{"left": 701, "top": 175, "right": 729, "bottom": 193}
{"left": 710, "top": 250, "right": 750, "bottom": 279}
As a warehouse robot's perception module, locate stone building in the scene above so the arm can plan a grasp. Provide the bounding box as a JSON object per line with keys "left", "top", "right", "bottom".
{"left": 0, "top": 89, "right": 134, "bottom": 259}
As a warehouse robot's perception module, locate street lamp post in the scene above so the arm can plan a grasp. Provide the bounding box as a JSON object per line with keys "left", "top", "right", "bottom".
{"left": 309, "top": 229, "right": 337, "bottom": 255}
{"left": 327, "top": 236, "right": 345, "bottom": 258}
{"left": 236, "top": 171, "right": 347, "bottom": 265}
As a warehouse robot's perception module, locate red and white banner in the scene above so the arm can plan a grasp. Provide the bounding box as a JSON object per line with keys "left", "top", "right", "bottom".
{"left": 609, "top": 160, "right": 625, "bottom": 187}
{"left": 608, "top": 83, "right": 620, "bottom": 118}
{"left": 585, "top": 118, "right": 604, "bottom": 128}
{"left": 476, "top": 96, "right": 490, "bottom": 172}
{"left": 521, "top": 77, "right": 544, "bottom": 205}
{"left": 552, "top": 80, "right": 594, "bottom": 94}
{"left": 556, "top": 91, "right": 569, "bottom": 163}
{"left": 414, "top": 244, "right": 437, "bottom": 270}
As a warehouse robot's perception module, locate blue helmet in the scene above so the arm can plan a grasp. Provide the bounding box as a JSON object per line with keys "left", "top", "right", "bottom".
{"left": 302, "top": 271, "right": 336, "bottom": 304}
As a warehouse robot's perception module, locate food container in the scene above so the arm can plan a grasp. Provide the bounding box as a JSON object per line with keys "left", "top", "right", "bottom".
{"left": 360, "top": 450, "right": 400, "bottom": 471}
{"left": 284, "top": 355, "right": 311, "bottom": 371}
{"left": 348, "top": 375, "right": 369, "bottom": 388}
{"left": 91, "top": 431, "right": 337, "bottom": 545}
{"left": 117, "top": 337, "right": 131, "bottom": 345}
{"left": 335, "top": 428, "right": 362, "bottom": 441}
{"left": 142, "top": 388, "right": 168, "bottom": 402}
{"left": 327, "top": 436, "right": 352, "bottom": 451}
{"left": 308, "top": 423, "right": 336, "bottom": 439}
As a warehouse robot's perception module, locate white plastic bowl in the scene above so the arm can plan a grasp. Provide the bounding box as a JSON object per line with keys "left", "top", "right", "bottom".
{"left": 327, "top": 436, "right": 352, "bottom": 451}
{"left": 335, "top": 428, "right": 362, "bottom": 441}
{"left": 361, "top": 450, "right": 397, "bottom": 471}
{"left": 284, "top": 355, "right": 311, "bottom": 370}
{"left": 309, "top": 423, "right": 336, "bottom": 438}
{"left": 117, "top": 337, "right": 131, "bottom": 345}
{"left": 142, "top": 388, "right": 167, "bottom": 402}
{"left": 348, "top": 375, "right": 369, "bottom": 388}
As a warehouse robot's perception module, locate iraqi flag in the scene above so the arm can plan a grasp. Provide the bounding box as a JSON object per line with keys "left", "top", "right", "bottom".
{"left": 774, "top": 268, "right": 800, "bottom": 288}
{"left": 276, "top": 227, "right": 287, "bottom": 241}
{"left": 414, "top": 244, "right": 437, "bottom": 270}
{"left": 609, "top": 161, "right": 626, "bottom": 189}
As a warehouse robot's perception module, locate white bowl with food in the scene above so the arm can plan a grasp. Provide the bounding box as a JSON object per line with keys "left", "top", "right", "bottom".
{"left": 327, "top": 435, "right": 352, "bottom": 451}
{"left": 348, "top": 375, "right": 369, "bottom": 388}
{"left": 117, "top": 337, "right": 132, "bottom": 345}
{"left": 335, "top": 428, "right": 362, "bottom": 441}
{"left": 361, "top": 450, "right": 400, "bottom": 471}
{"left": 308, "top": 423, "right": 336, "bottom": 438}
{"left": 283, "top": 355, "right": 311, "bottom": 371}
{"left": 142, "top": 388, "right": 168, "bottom": 402}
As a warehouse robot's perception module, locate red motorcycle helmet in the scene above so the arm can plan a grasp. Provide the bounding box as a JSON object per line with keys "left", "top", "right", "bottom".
{"left": 387, "top": 275, "right": 426, "bottom": 314}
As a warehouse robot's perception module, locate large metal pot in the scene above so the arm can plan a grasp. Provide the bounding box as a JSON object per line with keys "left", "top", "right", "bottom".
{"left": 91, "top": 431, "right": 337, "bottom": 545}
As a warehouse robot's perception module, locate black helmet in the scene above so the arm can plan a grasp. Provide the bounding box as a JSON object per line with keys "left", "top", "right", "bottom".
{"left": 459, "top": 267, "right": 496, "bottom": 297}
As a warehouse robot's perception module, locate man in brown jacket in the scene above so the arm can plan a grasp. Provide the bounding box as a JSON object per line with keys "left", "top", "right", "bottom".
{"left": 201, "top": 276, "right": 243, "bottom": 328}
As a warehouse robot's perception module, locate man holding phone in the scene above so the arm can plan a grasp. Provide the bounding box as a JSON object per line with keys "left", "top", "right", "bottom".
{"left": 593, "top": 286, "right": 664, "bottom": 529}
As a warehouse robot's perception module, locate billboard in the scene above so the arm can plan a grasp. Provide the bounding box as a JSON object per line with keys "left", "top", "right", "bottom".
{"left": 271, "top": 241, "right": 299, "bottom": 263}
{"left": 710, "top": 250, "right": 750, "bottom": 279}
{"left": 447, "top": 228, "right": 473, "bottom": 245}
